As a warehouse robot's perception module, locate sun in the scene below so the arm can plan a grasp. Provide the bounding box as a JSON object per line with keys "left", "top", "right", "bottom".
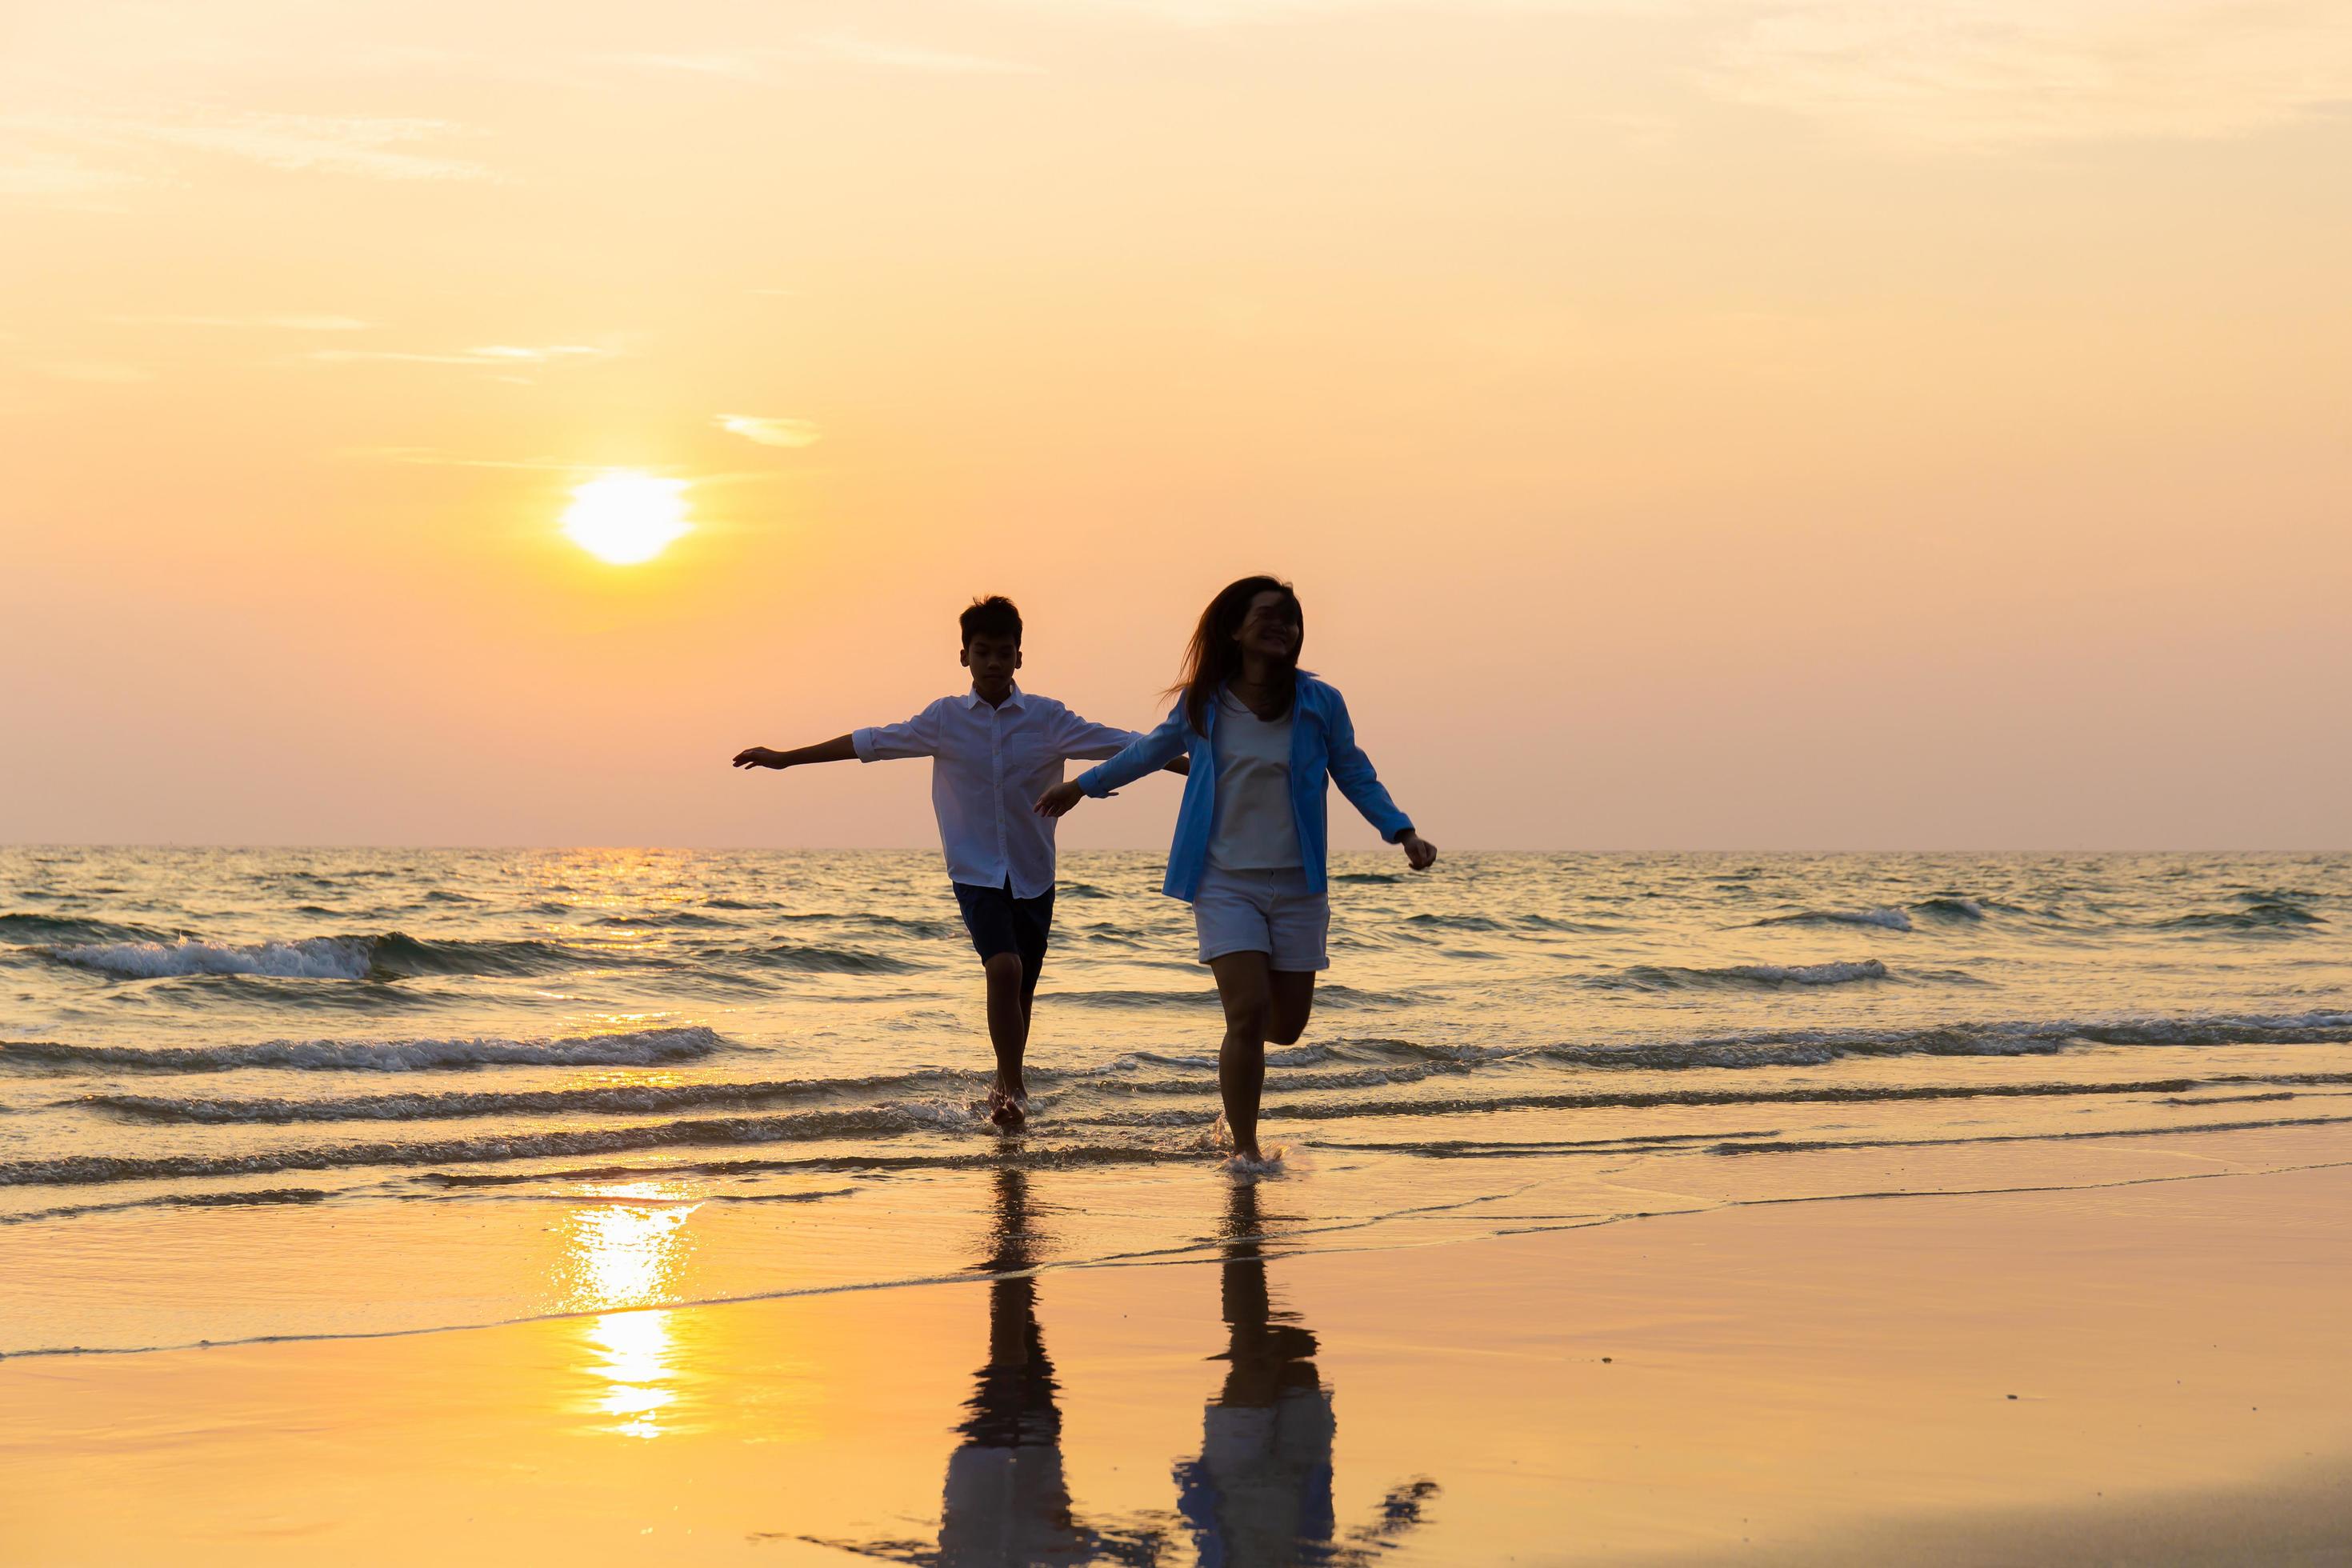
{"left": 562, "top": 472, "right": 690, "bottom": 565}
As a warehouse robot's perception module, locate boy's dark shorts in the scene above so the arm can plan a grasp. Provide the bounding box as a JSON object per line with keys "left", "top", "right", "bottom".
{"left": 952, "top": 881, "right": 1055, "bottom": 994}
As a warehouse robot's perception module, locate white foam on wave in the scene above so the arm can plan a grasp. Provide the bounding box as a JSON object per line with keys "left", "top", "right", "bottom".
{"left": 47, "top": 937, "right": 376, "bottom": 981}
{"left": 1726, "top": 959, "right": 1890, "bottom": 986}
{"left": 1756, "top": 908, "right": 1913, "bottom": 932}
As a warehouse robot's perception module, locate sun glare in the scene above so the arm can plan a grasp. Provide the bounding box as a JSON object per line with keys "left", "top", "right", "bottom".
{"left": 562, "top": 472, "right": 690, "bottom": 565}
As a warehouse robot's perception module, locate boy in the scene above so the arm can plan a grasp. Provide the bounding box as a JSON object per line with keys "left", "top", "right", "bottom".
{"left": 732, "top": 595, "right": 1170, "bottom": 1127}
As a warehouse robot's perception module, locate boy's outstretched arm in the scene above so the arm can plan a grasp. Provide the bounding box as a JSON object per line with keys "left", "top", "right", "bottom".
{"left": 1035, "top": 709, "right": 1190, "bottom": 816}
{"left": 737, "top": 701, "right": 946, "bottom": 771}
{"left": 1047, "top": 708, "right": 1190, "bottom": 774}
{"left": 732, "top": 734, "right": 855, "bottom": 770}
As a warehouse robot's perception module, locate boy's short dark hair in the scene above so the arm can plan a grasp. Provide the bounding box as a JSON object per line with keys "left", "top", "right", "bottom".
{"left": 960, "top": 595, "right": 1022, "bottom": 647}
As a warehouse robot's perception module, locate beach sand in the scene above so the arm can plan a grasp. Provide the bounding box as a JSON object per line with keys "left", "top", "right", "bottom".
{"left": 5, "top": 1151, "right": 2350, "bottom": 1565}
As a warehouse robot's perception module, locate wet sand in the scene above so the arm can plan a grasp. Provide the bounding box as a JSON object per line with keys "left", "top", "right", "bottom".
{"left": 4, "top": 1154, "right": 2350, "bottom": 1565}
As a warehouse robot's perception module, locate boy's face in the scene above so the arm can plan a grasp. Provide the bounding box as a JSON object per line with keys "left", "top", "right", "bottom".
{"left": 961, "top": 634, "right": 1022, "bottom": 698}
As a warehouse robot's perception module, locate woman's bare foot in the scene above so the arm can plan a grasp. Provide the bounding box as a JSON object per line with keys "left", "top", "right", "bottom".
{"left": 986, "top": 1085, "right": 1027, "bottom": 1129}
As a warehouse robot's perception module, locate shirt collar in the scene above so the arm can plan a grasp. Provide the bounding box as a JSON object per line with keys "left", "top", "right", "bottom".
{"left": 961, "top": 681, "right": 1026, "bottom": 711}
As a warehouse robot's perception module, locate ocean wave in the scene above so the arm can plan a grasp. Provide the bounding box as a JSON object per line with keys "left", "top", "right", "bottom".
{"left": 80, "top": 1064, "right": 986, "bottom": 1125}
{"left": 65, "top": 1036, "right": 1510, "bottom": 1120}
{"left": 1061, "top": 989, "right": 1228, "bottom": 1010}
{"left": 0, "top": 913, "right": 178, "bottom": 946}
{"left": 1211, "top": 1076, "right": 2222, "bottom": 1124}
{"left": 2067, "top": 1011, "right": 2352, "bottom": 1046}
{"left": 1910, "top": 896, "right": 1987, "bottom": 920}
{"left": 37, "top": 930, "right": 611, "bottom": 982}
{"left": 1118, "top": 1038, "right": 1498, "bottom": 1073}
{"left": 45, "top": 936, "right": 379, "bottom": 980}
{"left": 0, "top": 1100, "right": 984, "bottom": 1186}
{"left": 2154, "top": 902, "right": 2325, "bottom": 934}
{"left": 1752, "top": 907, "right": 1913, "bottom": 932}
{"left": 418, "top": 1142, "right": 1190, "bottom": 1190}
{"left": 1532, "top": 1010, "right": 2352, "bottom": 1070}
{"left": 1, "top": 1187, "right": 336, "bottom": 1226}
{"left": 1705, "top": 1111, "right": 2352, "bottom": 1158}
{"left": 740, "top": 942, "right": 926, "bottom": 974}
{"left": 1604, "top": 959, "right": 1891, "bottom": 990}
{"left": 586, "top": 910, "right": 742, "bottom": 930}
{"left": 0, "top": 1026, "right": 725, "bottom": 1075}
{"left": 775, "top": 911, "right": 960, "bottom": 939}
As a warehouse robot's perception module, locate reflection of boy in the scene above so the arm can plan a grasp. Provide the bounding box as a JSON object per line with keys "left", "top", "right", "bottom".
{"left": 733, "top": 596, "right": 1158, "bottom": 1126}
{"left": 938, "top": 1170, "right": 1090, "bottom": 1567}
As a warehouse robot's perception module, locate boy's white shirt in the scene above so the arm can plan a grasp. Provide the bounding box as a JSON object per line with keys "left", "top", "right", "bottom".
{"left": 851, "top": 683, "right": 1139, "bottom": 898}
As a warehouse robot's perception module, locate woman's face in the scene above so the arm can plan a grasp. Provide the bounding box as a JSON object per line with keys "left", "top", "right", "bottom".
{"left": 1233, "top": 590, "right": 1303, "bottom": 664}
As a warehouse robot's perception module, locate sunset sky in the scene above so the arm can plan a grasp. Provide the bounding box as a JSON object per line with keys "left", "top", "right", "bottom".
{"left": 4, "top": 0, "right": 2347, "bottom": 849}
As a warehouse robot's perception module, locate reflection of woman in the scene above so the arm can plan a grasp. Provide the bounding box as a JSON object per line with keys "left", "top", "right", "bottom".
{"left": 937, "top": 1168, "right": 1090, "bottom": 1567}
{"left": 1174, "top": 1183, "right": 1338, "bottom": 1564}
{"left": 1036, "top": 577, "right": 1435, "bottom": 1163}
{"left": 1175, "top": 1185, "right": 1442, "bottom": 1567}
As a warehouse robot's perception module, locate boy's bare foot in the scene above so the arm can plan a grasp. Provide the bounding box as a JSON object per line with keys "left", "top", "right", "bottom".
{"left": 986, "top": 1086, "right": 1026, "bottom": 1129}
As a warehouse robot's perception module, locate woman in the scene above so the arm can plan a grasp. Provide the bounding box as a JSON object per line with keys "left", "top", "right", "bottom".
{"left": 1035, "top": 576, "right": 1435, "bottom": 1164}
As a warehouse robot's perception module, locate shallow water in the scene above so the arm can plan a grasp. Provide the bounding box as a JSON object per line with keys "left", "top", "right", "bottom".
{"left": 3, "top": 848, "right": 2349, "bottom": 1355}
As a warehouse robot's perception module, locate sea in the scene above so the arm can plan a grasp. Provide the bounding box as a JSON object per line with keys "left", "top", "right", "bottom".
{"left": 4, "top": 847, "right": 2350, "bottom": 1360}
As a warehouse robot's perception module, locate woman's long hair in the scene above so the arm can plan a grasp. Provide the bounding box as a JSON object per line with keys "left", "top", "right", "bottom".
{"left": 1170, "top": 575, "right": 1305, "bottom": 735}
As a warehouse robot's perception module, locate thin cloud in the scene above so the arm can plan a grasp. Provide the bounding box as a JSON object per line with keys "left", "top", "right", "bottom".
{"left": 106, "top": 314, "right": 372, "bottom": 331}
{"left": 310, "top": 344, "right": 613, "bottom": 366}
{"left": 604, "top": 34, "right": 1038, "bottom": 80}
{"left": 717, "top": 414, "right": 822, "bottom": 449}
{"left": 1704, "top": 0, "right": 2352, "bottom": 147}
{"left": 29, "top": 361, "right": 155, "bottom": 383}
{"left": 798, "top": 34, "right": 1041, "bottom": 74}
{"left": 25, "top": 112, "right": 492, "bottom": 182}
{"left": 1014, "top": 0, "right": 1649, "bottom": 22}
{"left": 0, "top": 153, "right": 148, "bottom": 198}
{"left": 598, "top": 52, "right": 770, "bottom": 81}
{"left": 343, "top": 446, "right": 584, "bottom": 470}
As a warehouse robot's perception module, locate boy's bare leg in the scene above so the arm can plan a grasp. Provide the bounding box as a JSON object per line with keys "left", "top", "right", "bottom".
{"left": 982, "top": 952, "right": 1029, "bottom": 1124}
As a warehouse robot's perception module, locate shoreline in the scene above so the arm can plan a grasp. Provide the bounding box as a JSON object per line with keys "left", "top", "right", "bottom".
{"left": 10, "top": 1130, "right": 2352, "bottom": 1366}
{"left": 6, "top": 1154, "right": 2350, "bottom": 1563}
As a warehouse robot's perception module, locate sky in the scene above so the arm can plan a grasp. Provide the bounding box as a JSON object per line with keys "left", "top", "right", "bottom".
{"left": 2, "top": 0, "right": 2347, "bottom": 850}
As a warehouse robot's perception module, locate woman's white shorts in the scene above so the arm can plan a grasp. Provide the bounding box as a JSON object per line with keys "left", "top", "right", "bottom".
{"left": 1192, "top": 863, "right": 1330, "bottom": 972}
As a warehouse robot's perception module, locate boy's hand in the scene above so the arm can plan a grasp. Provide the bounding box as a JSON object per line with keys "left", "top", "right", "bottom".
{"left": 1034, "top": 781, "right": 1090, "bottom": 818}
{"left": 732, "top": 746, "right": 789, "bottom": 770}
{"left": 1399, "top": 831, "right": 1437, "bottom": 870}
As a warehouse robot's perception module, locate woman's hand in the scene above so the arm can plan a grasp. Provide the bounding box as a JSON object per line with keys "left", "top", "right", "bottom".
{"left": 1398, "top": 830, "right": 1437, "bottom": 870}
{"left": 1034, "top": 780, "right": 1090, "bottom": 818}
{"left": 732, "top": 746, "right": 788, "bottom": 770}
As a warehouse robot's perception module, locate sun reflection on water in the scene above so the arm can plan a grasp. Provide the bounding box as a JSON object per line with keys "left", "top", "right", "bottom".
{"left": 584, "top": 1310, "right": 678, "bottom": 1440}
{"left": 558, "top": 1184, "right": 700, "bottom": 1439}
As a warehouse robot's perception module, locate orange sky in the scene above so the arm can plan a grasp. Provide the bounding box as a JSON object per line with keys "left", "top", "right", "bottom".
{"left": 3, "top": 0, "right": 2347, "bottom": 848}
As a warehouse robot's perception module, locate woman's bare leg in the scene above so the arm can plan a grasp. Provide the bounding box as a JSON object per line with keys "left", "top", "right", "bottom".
{"left": 1266, "top": 970, "right": 1317, "bottom": 1047}
{"left": 1208, "top": 952, "right": 1274, "bottom": 1159}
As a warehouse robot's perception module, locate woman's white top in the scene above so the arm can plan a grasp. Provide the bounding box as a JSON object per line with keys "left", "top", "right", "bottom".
{"left": 1207, "top": 692, "right": 1303, "bottom": 870}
